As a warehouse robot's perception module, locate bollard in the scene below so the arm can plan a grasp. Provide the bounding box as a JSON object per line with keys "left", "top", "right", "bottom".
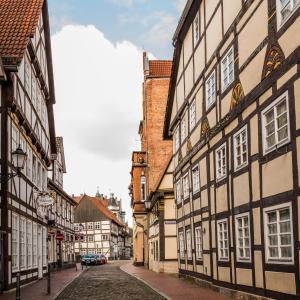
{"left": 47, "top": 264, "right": 51, "bottom": 295}
{"left": 16, "top": 272, "right": 20, "bottom": 300}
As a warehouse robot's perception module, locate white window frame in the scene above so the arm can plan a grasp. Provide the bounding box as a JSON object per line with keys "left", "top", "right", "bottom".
{"left": 181, "top": 118, "right": 186, "bottom": 143}
{"left": 215, "top": 143, "right": 227, "bottom": 182}
{"left": 192, "top": 164, "right": 200, "bottom": 194}
{"left": 42, "top": 227, "right": 47, "bottom": 266}
{"left": 182, "top": 173, "right": 189, "bottom": 200}
{"left": 193, "top": 12, "right": 200, "bottom": 45}
{"left": 175, "top": 179, "right": 182, "bottom": 204}
{"left": 233, "top": 126, "right": 248, "bottom": 171}
{"left": 195, "top": 227, "right": 203, "bottom": 260}
{"left": 20, "top": 217, "right": 27, "bottom": 269}
{"left": 32, "top": 223, "right": 37, "bottom": 267}
{"left": 276, "top": 0, "right": 300, "bottom": 29}
{"left": 95, "top": 222, "right": 101, "bottom": 230}
{"left": 217, "top": 219, "right": 229, "bottom": 261}
{"left": 262, "top": 91, "right": 290, "bottom": 155}
{"left": 26, "top": 220, "right": 32, "bottom": 268}
{"left": 12, "top": 213, "right": 19, "bottom": 270}
{"left": 179, "top": 232, "right": 185, "bottom": 258}
{"left": 235, "top": 213, "right": 251, "bottom": 262}
{"left": 186, "top": 229, "right": 192, "bottom": 260}
{"left": 206, "top": 70, "right": 216, "bottom": 110}
{"left": 221, "top": 46, "right": 234, "bottom": 92}
{"left": 264, "top": 202, "right": 294, "bottom": 264}
{"left": 141, "top": 175, "right": 146, "bottom": 202}
{"left": 189, "top": 99, "right": 196, "bottom": 130}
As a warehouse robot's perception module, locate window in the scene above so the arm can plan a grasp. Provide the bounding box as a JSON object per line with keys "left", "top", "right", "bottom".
{"left": 182, "top": 173, "right": 189, "bottom": 199}
{"left": 74, "top": 224, "right": 79, "bottom": 231}
{"left": 195, "top": 227, "right": 203, "bottom": 260}
{"left": 175, "top": 180, "right": 181, "bottom": 204}
{"left": 32, "top": 156, "right": 37, "bottom": 185}
{"left": 24, "top": 58, "right": 30, "bottom": 94}
{"left": 33, "top": 223, "right": 37, "bottom": 266}
{"left": 88, "top": 235, "right": 94, "bottom": 242}
{"left": 174, "top": 126, "right": 180, "bottom": 152}
{"left": 206, "top": 71, "right": 216, "bottom": 109}
{"left": 102, "top": 234, "right": 108, "bottom": 241}
{"left": 193, "top": 13, "right": 200, "bottom": 45}
{"left": 234, "top": 126, "right": 248, "bottom": 171}
{"left": 235, "top": 214, "right": 251, "bottom": 261}
{"left": 216, "top": 143, "right": 227, "bottom": 181}
{"left": 31, "top": 75, "right": 36, "bottom": 107}
{"left": 26, "top": 220, "right": 32, "bottom": 268}
{"left": 141, "top": 176, "right": 146, "bottom": 201}
{"left": 221, "top": 46, "right": 234, "bottom": 92}
{"left": 179, "top": 232, "right": 185, "bottom": 258}
{"left": 20, "top": 217, "right": 26, "bottom": 269}
{"left": 87, "top": 222, "right": 93, "bottom": 230}
{"left": 186, "top": 229, "right": 192, "bottom": 260}
{"left": 264, "top": 203, "right": 293, "bottom": 263}
{"left": 95, "top": 222, "right": 101, "bottom": 230}
{"left": 26, "top": 147, "right": 32, "bottom": 180}
{"left": 192, "top": 165, "right": 200, "bottom": 194}
{"left": 277, "top": 0, "right": 300, "bottom": 27}
{"left": 262, "top": 93, "right": 290, "bottom": 154}
{"left": 12, "top": 214, "right": 19, "bottom": 269}
{"left": 12, "top": 124, "right": 19, "bottom": 152}
{"left": 42, "top": 227, "right": 47, "bottom": 266}
{"left": 218, "top": 219, "right": 229, "bottom": 261}
{"left": 37, "top": 162, "right": 41, "bottom": 188}
{"left": 88, "top": 249, "right": 95, "bottom": 254}
{"left": 189, "top": 99, "right": 196, "bottom": 130}
{"left": 181, "top": 118, "right": 186, "bottom": 143}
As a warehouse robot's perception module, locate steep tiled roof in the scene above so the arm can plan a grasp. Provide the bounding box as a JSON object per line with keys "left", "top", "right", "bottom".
{"left": 0, "top": 0, "right": 44, "bottom": 60}
{"left": 149, "top": 60, "right": 172, "bottom": 77}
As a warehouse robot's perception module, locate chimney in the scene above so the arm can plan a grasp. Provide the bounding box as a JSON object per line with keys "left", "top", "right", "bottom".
{"left": 143, "top": 52, "right": 149, "bottom": 77}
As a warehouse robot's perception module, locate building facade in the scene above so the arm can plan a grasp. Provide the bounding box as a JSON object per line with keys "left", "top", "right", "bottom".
{"left": 130, "top": 53, "right": 177, "bottom": 271}
{"left": 74, "top": 194, "right": 131, "bottom": 260}
{"left": 164, "top": 0, "right": 300, "bottom": 299}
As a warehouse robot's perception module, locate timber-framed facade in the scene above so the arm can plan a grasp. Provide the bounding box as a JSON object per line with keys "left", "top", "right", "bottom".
{"left": 164, "top": 0, "right": 300, "bottom": 298}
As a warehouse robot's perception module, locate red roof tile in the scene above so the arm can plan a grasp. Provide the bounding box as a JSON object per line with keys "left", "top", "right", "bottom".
{"left": 149, "top": 60, "right": 172, "bottom": 77}
{"left": 0, "top": 0, "right": 44, "bottom": 60}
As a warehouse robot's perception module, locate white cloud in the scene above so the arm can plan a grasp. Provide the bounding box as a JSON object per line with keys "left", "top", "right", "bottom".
{"left": 51, "top": 25, "right": 145, "bottom": 225}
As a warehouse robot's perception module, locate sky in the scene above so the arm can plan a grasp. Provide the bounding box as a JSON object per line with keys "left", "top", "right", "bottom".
{"left": 48, "top": 0, "right": 187, "bottom": 225}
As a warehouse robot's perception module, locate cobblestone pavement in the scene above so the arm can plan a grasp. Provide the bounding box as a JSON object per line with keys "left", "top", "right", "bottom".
{"left": 56, "top": 261, "right": 165, "bottom": 300}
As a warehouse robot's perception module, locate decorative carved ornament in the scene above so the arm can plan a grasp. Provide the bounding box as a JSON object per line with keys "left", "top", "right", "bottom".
{"left": 262, "top": 43, "right": 285, "bottom": 79}
{"left": 201, "top": 117, "right": 210, "bottom": 138}
{"left": 187, "top": 138, "right": 192, "bottom": 154}
{"left": 230, "top": 82, "right": 245, "bottom": 110}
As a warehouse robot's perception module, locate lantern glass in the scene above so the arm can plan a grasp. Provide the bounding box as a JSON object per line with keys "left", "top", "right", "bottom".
{"left": 12, "top": 145, "right": 27, "bottom": 170}
{"left": 144, "top": 200, "right": 151, "bottom": 210}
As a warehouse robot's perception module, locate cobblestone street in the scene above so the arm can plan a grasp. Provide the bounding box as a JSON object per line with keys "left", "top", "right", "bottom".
{"left": 56, "top": 261, "right": 165, "bottom": 300}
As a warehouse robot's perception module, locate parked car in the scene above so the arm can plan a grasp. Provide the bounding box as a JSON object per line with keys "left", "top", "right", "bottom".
{"left": 99, "top": 254, "right": 107, "bottom": 264}
{"left": 81, "top": 254, "right": 100, "bottom": 265}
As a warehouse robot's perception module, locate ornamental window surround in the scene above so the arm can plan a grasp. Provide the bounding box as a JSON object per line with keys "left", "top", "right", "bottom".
{"left": 233, "top": 126, "right": 248, "bottom": 171}
{"left": 264, "top": 203, "right": 293, "bottom": 264}
{"left": 262, "top": 92, "right": 290, "bottom": 155}
{"left": 221, "top": 46, "right": 234, "bottom": 92}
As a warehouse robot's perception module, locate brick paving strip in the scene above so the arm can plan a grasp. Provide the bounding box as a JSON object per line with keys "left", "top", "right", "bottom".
{"left": 0, "top": 266, "right": 84, "bottom": 300}
{"left": 120, "top": 263, "right": 233, "bottom": 300}
{"left": 56, "top": 261, "right": 165, "bottom": 300}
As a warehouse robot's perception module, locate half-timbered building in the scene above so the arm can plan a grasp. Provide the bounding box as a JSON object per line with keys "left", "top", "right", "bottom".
{"left": 164, "top": 0, "right": 300, "bottom": 298}
{"left": 0, "top": 0, "right": 61, "bottom": 291}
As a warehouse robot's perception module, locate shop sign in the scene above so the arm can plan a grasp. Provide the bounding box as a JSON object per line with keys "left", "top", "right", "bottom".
{"left": 56, "top": 232, "right": 65, "bottom": 241}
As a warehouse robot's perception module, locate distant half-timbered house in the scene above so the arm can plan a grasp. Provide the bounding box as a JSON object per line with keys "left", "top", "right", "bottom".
{"left": 164, "top": 0, "right": 300, "bottom": 299}
{"left": 0, "top": 0, "right": 59, "bottom": 291}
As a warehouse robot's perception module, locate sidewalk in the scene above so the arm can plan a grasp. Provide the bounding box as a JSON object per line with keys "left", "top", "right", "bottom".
{"left": 121, "top": 263, "right": 231, "bottom": 300}
{"left": 0, "top": 266, "right": 84, "bottom": 300}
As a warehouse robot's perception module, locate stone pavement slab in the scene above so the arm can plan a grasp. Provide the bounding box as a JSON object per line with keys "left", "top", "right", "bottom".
{"left": 121, "top": 263, "right": 232, "bottom": 300}
{"left": 0, "top": 267, "right": 83, "bottom": 300}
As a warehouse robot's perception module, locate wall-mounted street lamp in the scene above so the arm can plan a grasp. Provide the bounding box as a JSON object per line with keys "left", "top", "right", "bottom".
{"left": 1, "top": 145, "right": 27, "bottom": 183}
{"left": 144, "top": 200, "right": 151, "bottom": 210}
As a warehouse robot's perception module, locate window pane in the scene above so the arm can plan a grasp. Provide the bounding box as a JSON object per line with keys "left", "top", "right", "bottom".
{"left": 268, "top": 212, "right": 277, "bottom": 223}
{"left": 281, "top": 246, "right": 292, "bottom": 258}
{"left": 269, "top": 235, "right": 278, "bottom": 246}
{"left": 280, "top": 234, "right": 291, "bottom": 245}
{"left": 280, "top": 221, "right": 291, "bottom": 233}
{"left": 269, "top": 247, "right": 279, "bottom": 257}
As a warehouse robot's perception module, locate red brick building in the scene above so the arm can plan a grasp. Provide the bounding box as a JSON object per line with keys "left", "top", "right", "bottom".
{"left": 130, "top": 53, "right": 174, "bottom": 267}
